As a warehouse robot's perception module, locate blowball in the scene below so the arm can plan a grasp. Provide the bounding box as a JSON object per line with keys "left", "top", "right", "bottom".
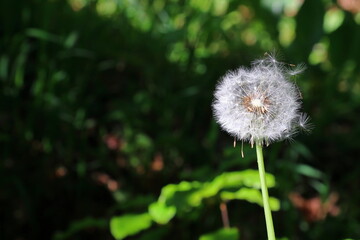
{"left": 212, "top": 54, "right": 308, "bottom": 146}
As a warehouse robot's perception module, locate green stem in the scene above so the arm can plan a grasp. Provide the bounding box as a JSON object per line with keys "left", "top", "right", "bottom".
{"left": 255, "top": 142, "right": 276, "bottom": 240}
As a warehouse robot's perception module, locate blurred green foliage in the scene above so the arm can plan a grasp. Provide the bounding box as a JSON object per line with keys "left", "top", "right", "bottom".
{"left": 110, "top": 213, "right": 153, "bottom": 240}
{"left": 1, "top": 0, "right": 360, "bottom": 239}
{"left": 110, "top": 170, "right": 279, "bottom": 239}
{"left": 199, "top": 228, "right": 239, "bottom": 240}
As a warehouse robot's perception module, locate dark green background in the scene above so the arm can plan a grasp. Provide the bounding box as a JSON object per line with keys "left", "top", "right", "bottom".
{"left": 1, "top": 0, "right": 360, "bottom": 239}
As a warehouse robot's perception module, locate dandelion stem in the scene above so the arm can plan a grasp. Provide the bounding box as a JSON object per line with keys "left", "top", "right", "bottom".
{"left": 255, "top": 142, "right": 276, "bottom": 240}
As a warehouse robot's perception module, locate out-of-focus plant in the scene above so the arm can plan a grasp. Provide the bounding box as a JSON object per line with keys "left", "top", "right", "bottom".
{"left": 110, "top": 170, "right": 279, "bottom": 240}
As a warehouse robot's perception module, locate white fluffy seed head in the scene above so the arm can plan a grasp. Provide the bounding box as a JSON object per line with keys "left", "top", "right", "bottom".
{"left": 212, "top": 54, "right": 309, "bottom": 145}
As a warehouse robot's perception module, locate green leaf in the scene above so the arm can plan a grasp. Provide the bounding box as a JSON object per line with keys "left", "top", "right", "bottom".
{"left": 53, "top": 217, "right": 107, "bottom": 240}
{"left": 296, "top": 164, "right": 323, "bottom": 179}
{"left": 199, "top": 228, "right": 239, "bottom": 240}
{"left": 211, "top": 170, "right": 275, "bottom": 189}
{"left": 212, "top": 0, "right": 228, "bottom": 16}
{"left": 190, "top": 0, "right": 212, "bottom": 12}
{"left": 157, "top": 170, "right": 276, "bottom": 212}
{"left": 110, "top": 213, "right": 152, "bottom": 240}
{"left": 159, "top": 181, "right": 203, "bottom": 210}
{"left": 220, "top": 188, "right": 280, "bottom": 211}
{"left": 26, "top": 28, "right": 62, "bottom": 43}
{"left": 136, "top": 133, "right": 153, "bottom": 149}
{"left": 64, "top": 31, "right": 79, "bottom": 48}
{"left": 323, "top": 8, "right": 345, "bottom": 33}
{"left": 148, "top": 202, "right": 176, "bottom": 224}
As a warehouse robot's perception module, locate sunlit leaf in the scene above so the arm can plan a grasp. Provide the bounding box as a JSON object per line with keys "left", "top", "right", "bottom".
{"left": 199, "top": 228, "right": 239, "bottom": 240}
{"left": 159, "top": 181, "right": 203, "bottom": 210}
{"left": 323, "top": 7, "right": 345, "bottom": 33}
{"left": 148, "top": 202, "right": 176, "bottom": 224}
{"left": 221, "top": 11, "right": 242, "bottom": 30}
{"left": 190, "top": 0, "right": 212, "bottom": 12}
{"left": 278, "top": 17, "right": 296, "bottom": 47}
{"left": 211, "top": 170, "right": 275, "bottom": 189}
{"left": 212, "top": 0, "right": 228, "bottom": 16}
{"left": 96, "top": 0, "right": 118, "bottom": 16}
{"left": 220, "top": 188, "right": 280, "bottom": 211}
{"left": 308, "top": 40, "right": 329, "bottom": 66}
{"left": 157, "top": 170, "right": 276, "bottom": 212}
{"left": 110, "top": 213, "right": 152, "bottom": 240}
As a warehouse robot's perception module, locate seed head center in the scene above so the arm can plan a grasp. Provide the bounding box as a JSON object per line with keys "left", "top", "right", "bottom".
{"left": 242, "top": 94, "right": 270, "bottom": 114}
{"left": 251, "top": 98, "right": 263, "bottom": 107}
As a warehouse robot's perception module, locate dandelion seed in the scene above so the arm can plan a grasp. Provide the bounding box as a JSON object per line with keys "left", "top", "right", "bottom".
{"left": 298, "top": 113, "right": 313, "bottom": 133}
{"left": 288, "top": 63, "right": 306, "bottom": 76}
{"left": 212, "top": 54, "right": 309, "bottom": 145}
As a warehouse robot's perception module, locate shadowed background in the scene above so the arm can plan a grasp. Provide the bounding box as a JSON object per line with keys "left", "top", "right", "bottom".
{"left": 1, "top": 0, "right": 360, "bottom": 239}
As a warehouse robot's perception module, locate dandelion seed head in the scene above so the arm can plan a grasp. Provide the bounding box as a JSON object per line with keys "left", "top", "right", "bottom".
{"left": 212, "top": 54, "right": 310, "bottom": 145}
